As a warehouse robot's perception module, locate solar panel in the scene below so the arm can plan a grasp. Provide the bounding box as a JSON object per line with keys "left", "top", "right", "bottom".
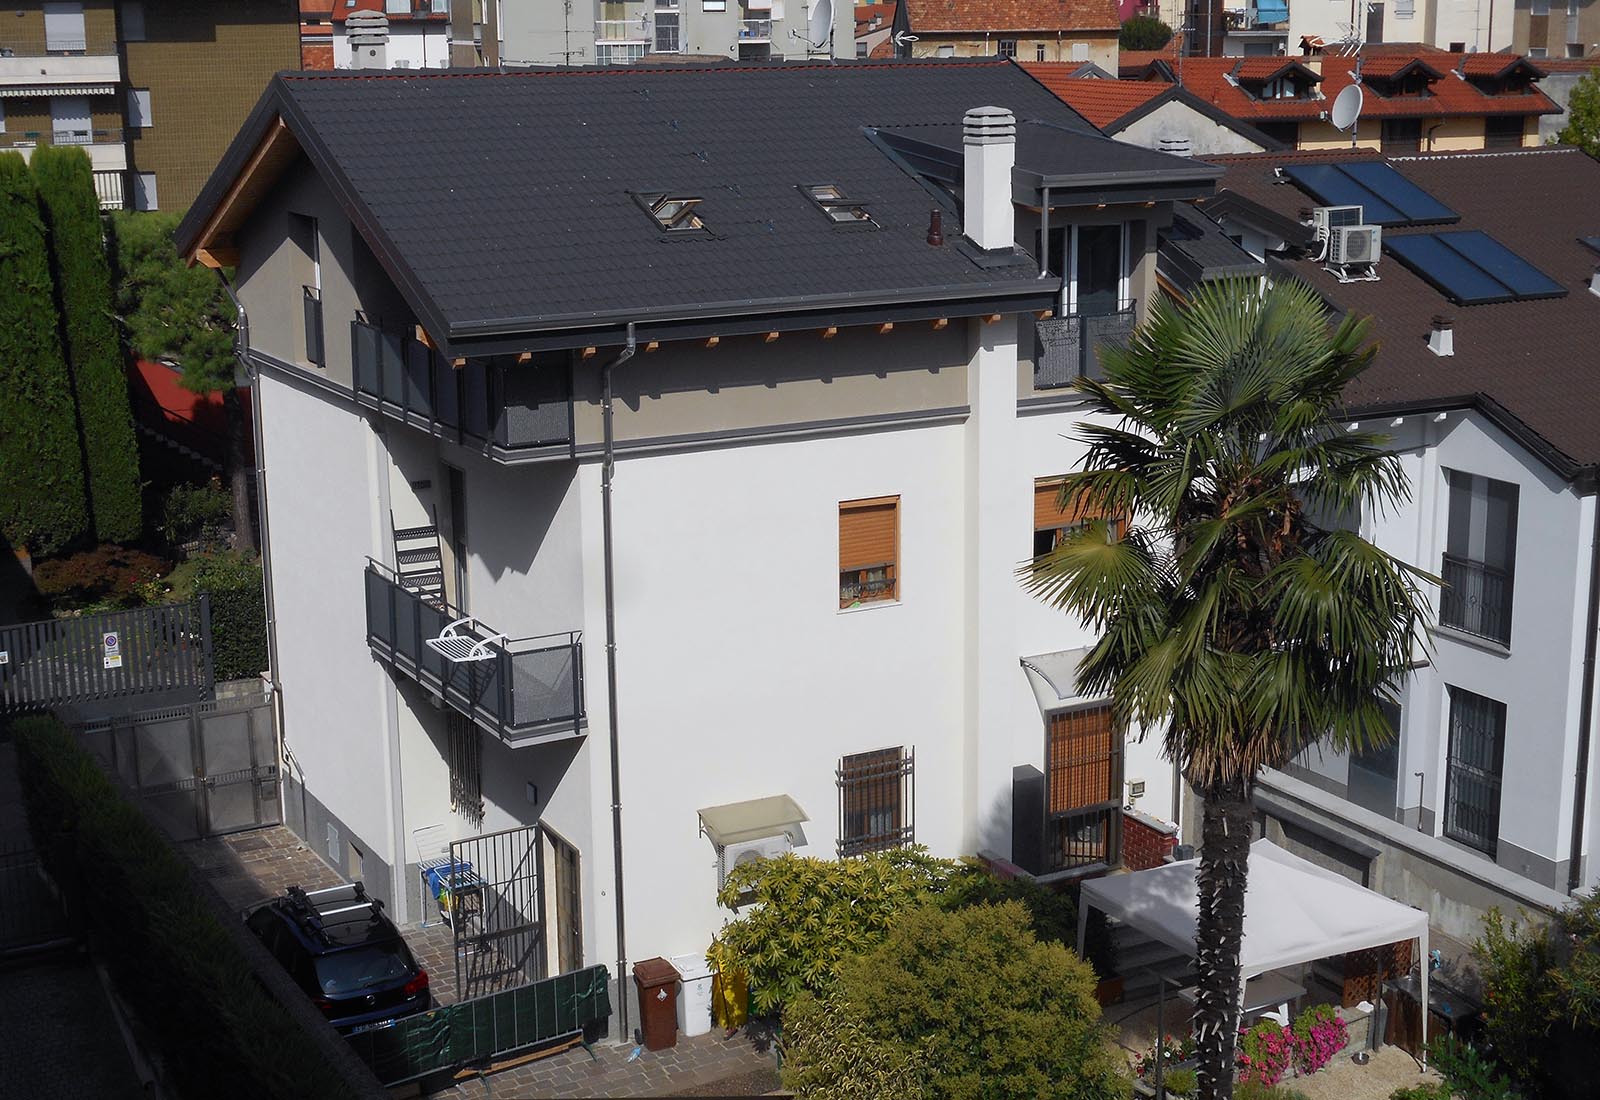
{"left": 1281, "top": 162, "right": 1459, "bottom": 227}
{"left": 1337, "top": 161, "right": 1459, "bottom": 225}
{"left": 1384, "top": 231, "right": 1567, "bottom": 305}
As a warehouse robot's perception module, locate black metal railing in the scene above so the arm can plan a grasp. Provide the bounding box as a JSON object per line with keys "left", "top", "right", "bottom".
{"left": 1044, "top": 805, "right": 1121, "bottom": 873}
{"left": 352, "top": 316, "right": 573, "bottom": 453}
{"left": 364, "top": 559, "right": 584, "bottom": 742}
{"left": 1034, "top": 304, "right": 1138, "bottom": 390}
{"left": 1444, "top": 688, "right": 1504, "bottom": 856}
{"left": 839, "top": 569, "right": 896, "bottom": 607}
{"left": 303, "top": 286, "right": 323, "bottom": 367}
{"left": 1439, "top": 553, "right": 1512, "bottom": 646}
{"left": 837, "top": 748, "right": 914, "bottom": 858}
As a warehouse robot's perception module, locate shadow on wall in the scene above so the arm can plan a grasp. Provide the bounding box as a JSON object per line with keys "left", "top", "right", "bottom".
{"left": 468, "top": 458, "right": 574, "bottom": 591}
{"left": 0, "top": 530, "right": 43, "bottom": 626}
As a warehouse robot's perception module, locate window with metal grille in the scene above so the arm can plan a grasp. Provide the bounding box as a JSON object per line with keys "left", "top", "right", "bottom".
{"left": 837, "top": 747, "right": 913, "bottom": 857}
{"left": 839, "top": 496, "right": 898, "bottom": 607}
{"left": 1044, "top": 705, "right": 1122, "bottom": 871}
{"left": 1483, "top": 115, "right": 1525, "bottom": 149}
{"left": 1440, "top": 471, "right": 1517, "bottom": 646}
{"left": 1444, "top": 687, "right": 1504, "bottom": 856}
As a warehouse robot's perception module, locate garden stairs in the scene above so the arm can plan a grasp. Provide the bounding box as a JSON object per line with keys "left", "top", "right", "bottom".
{"left": 1110, "top": 918, "right": 1195, "bottom": 1002}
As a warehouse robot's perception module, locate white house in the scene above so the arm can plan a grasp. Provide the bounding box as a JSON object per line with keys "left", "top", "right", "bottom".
{"left": 177, "top": 59, "right": 1227, "bottom": 1026}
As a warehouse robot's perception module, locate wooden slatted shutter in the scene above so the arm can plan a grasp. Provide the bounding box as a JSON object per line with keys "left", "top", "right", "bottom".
{"left": 840, "top": 496, "right": 899, "bottom": 606}
{"left": 1035, "top": 478, "right": 1095, "bottom": 532}
{"left": 1047, "top": 705, "right": 1118, "bottom": 815}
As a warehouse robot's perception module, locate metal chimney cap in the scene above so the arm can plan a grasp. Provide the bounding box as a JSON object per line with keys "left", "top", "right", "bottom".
{"left": 963, "top": 105, "right": 1016, "bottom": 144}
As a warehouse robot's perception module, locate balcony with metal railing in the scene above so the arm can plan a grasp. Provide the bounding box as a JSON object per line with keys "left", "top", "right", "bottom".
{"left": 1032, "top": 303, "right": 1138, "bottom": 390}
{"left": 1439, "top": 553, "right": 1513, "bottom": 647}
{"left": 595, "top": 16, "right": 652, "bottom": 42}
{"left": 364, "top": 559, "right": 585, "bottom": 745}
{"left": 0, "top": 47, "right": 121, "bottom": 88}
{"left": 351, "top": 315, "right": 574, "bottom": 459}
{"left": 739, "top": 17, "right": 773, "bottom": 39}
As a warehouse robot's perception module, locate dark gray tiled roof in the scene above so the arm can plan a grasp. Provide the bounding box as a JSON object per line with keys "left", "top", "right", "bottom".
{"left": 184, "top": 59, "right": 1215, "bottom": 348}
{"left": 1157, "top": 203, "right": 1265, "bottom": 294}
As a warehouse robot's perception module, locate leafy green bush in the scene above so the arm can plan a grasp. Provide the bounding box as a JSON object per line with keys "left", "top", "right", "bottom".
{"left": 11, "top": 715, "right": 356, "bottom": 1100}
{"left": 32, "top": 543, "right": 170, "bottom": 611}
{"left": 0, "top": 152, "right": 89, "bottom": 554}
{"left": 1234, "top": 1083, "right": 1310, "bottom": 1100}
{"left": 936, "top": 860, "right": 1116, "bottom": 977}
{"left": 1427, "top": 1035, "right": 1523, "bottom": 1100}
{"left": 1389, "top": 1086, "right": 1451, "bottom": 1100}
{"left": 780, "top": 989, "right": 922, "bottom": 1100}
{"left": 186, "top": 551, "right": 266, "bottom": 681}
{"left": 161, "top": 480, "right": 232, "bottom": 547}
{"left": 781, "top": 901, "right": 1126, "bottom": 1100}
{"left": 713, "top": 847, "right": 959, "bottom": 1014}
{"left": 31, "top": 144, "right": 141, "bottom": 544}
{"left": 1120, "top": 14, "right": 1173, "bottom": 50}
{"left": 1163, "top": 1067, "right": 1199, "bottom": 1096}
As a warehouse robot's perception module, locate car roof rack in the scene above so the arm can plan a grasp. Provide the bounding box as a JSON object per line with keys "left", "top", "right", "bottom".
{"left": 283, "top": 882, "right": 386, "bottom": 944}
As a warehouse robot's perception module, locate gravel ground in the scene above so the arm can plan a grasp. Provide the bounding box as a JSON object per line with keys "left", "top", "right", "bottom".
{"left": 1290, "top": 1046, "right": 1439, "bottom": 1100}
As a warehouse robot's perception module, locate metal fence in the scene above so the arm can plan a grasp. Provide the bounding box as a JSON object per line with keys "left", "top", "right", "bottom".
{"left": 69, "top": 685, "right": 279, "bottom": 841}
{"left": 1444, "top": 687, "right": 1505, "bottom": 856}
{"left": 1034, "top": 306, "right": 1138, "bottom": 390}
{"left": 0, "top": 599, "right": 213, "bottom": 715}
{"left": 352, "top": 316, "right": 573, "bottom": 453}
{"left": 1439, "top": 553, "right": 1513, "bottom": 646}
{"left": 837, "top": 748, "right": 914, "bottom": 858}
{"left": 345, "top": 964, "right": 611, "bottom": 1087}
{"left": 364, "top": 559, "right": 584, "bottom": 744}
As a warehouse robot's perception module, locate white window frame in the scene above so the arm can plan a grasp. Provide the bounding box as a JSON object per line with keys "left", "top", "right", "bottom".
{"left": 1062, "top": 223, "right": 1131, "bottom": 315}
{"left": 128, "top": 88, "right": 153, "bottom": 129}
{"left": 703, "top": 0, "right": 726, "bottom": 9}
{"left": 133, "top": 172, "right": 158, "bottom": 211}
{"left": 43, "top": 1, "right": 87, "bottom": 53}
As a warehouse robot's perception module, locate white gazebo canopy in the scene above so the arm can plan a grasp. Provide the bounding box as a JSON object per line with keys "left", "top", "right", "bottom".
{"left": 1078, "top": 839, "right": 1430, "bottom": 1046}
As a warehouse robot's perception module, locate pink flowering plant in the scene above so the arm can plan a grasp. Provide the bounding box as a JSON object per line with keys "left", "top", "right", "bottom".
{"left": 1290, "top": 1003, "right": 1350, "bottom": 1074}
{"left": 1134, "top": 1033, "right": 1196, "bottom": 1079}
{"left": 1237, "top": 1019, "right": 1297, "bottom": 1086}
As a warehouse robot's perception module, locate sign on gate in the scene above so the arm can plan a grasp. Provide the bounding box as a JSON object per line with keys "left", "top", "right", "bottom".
{"left": 102, "top": 632, "right": 122, "bottom": 670}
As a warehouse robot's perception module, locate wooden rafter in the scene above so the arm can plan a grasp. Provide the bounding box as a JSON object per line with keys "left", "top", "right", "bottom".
{"left": 187, "top": 117, "right": 302, "bottom": 266}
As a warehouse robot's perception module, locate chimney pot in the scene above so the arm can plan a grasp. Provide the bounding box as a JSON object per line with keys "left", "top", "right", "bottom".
{"left": 1590, "top": 266, "right": 1600, "bottom": 298}
{"left": 927, "top": 208, "right": 944, "bottom": 247}
{"left": 961, "top": 106, "right": 1017, "bottom": 251}
{"left": 1428, "top": 315, "right": 1454, "bottom": 357}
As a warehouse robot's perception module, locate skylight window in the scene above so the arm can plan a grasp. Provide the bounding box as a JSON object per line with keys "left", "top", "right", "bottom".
{"left": 636, "top": 193, "right": 707, "bottom": 233}
{"left": 802, "top": 184, "right": 875, "bottom": 226}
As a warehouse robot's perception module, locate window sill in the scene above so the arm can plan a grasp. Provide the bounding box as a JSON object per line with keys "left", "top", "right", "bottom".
{"left": 1430, "top": 623, "right": 1511, "bottom": 657}
{"left": 838, "top": 598, "right": 900, "bottom": 615}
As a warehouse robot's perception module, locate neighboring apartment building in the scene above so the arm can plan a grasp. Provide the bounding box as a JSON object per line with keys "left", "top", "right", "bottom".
{"left": 1124, "top": 53, "right": 1557, "bottom": 151}
{"left": 891, "top": 0, "right": 1122, "bottom": 68}
{"left": 0, "top": 0, "right": 125, "bottom": 207}
{"left": 176, "top": 59, "right": 1226, "bottom": 1012}
{"left": 1514, "top": 0, "right": 1598, "bottom": 60}
{"left": 855, "top": 1, "right": 895, "bottom": 57}
{"left": 499, "top": 0, "right": 852, "bottom": 66}
{"left": 1192, "top": 147, "right": 1600, "bottom": 939}
{"left": 1024, "top": 64, "right": 1281, "bottom": 153}
{"left": 299, "top": 1, "right": 499, "bottom": 70}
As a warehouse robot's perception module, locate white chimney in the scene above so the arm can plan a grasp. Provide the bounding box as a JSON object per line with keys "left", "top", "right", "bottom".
{"left": 1590, "top": 266, "right": 1600, "bottom": 298}
{"left": 1428, "top": 315, "right": 1454, "bottom": 358}
{"left": 347, "top": 10, "right": 390, "bottom": 69}
{"left": 962, "top": 106, "right": 1016, "bottom": 252}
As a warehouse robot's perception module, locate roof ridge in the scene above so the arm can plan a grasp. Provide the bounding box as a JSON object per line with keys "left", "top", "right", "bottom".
{"left": 279, "top": 58, "right": 1015, "bottom": 82}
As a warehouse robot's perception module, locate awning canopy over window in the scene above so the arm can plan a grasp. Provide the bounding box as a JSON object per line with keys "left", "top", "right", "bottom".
{"left": 697, "top": 794, "right": 808, "bottom": 847}
{"left": 0, "top": 84, "right": 116, "bottom": 97}
{"left": 1021, "top": 647, "right": 1107, "bottom": 713}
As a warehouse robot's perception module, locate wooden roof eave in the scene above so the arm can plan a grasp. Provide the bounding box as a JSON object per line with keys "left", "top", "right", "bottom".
{"left": 189, "top": 117, "right": 302, "bottom": 269}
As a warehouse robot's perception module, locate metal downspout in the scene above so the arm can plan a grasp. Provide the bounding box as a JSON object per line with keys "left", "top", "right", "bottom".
{"left": 601, "top": 324, "right": 638, "bottom": 1040}
{"left": 1569, "top": 489, "right": 1600, "bottom": 892}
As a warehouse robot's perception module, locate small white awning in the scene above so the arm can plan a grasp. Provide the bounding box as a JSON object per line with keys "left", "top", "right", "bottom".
{"left": 0, "top": 83, "right": 117, "bottom": 97}
{"left": 1020, "top": 647, "right": 1106, "bottom": 713}
{"left": 697, "top": 794, "right": 808, "bottom": 847}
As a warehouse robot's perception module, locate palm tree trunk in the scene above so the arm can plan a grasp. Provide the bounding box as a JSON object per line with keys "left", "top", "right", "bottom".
{"left": 1193, "top": 773, "right": 1253, "bottom": 1100}
{"left": 223, "top": 386, "right": 256, "bottom": 553}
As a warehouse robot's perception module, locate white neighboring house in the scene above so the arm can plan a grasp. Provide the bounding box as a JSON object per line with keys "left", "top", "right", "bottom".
{"left": 178, "top": 60, "right": 1227, "bottom": 1023}
{"left": 1199, "top": 148, "right": 1600, "bottom": 942}
{"left": 332, "top": 4, "right": 453, "bottom": 70}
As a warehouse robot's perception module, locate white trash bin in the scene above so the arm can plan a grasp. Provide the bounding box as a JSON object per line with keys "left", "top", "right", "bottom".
{"left": 669, "top": 952, "right": 715, "bottom": 1038}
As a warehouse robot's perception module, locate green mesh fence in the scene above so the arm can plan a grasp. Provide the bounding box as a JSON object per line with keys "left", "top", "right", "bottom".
{"left": 347, "top": 964, "right": 611, "bottom": 1085}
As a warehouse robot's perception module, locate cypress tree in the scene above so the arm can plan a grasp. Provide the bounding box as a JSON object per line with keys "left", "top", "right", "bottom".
{"left": 32, "top": 145, "right": 142, "bottom": 544}
{"left": 0, "top": 152, "right": 89, "bottom": 555}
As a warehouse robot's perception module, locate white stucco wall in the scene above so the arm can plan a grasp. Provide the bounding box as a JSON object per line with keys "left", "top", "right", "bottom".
{"left": 1285, "top": 0, "right": 1513, "bottom": 53}
{"left": 1114, "top": 99, "right": 1272, "bottom": 157}
{"left": 333, "top": 22, "right": 452, "bottom": 69}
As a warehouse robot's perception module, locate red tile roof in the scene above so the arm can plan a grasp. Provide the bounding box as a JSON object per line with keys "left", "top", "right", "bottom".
{"left": 900, "top": 0, "right": 1121, "bottom": 33}
{"left": 1020, "top": 68, "right": 1169, "bottom": 126}
{"left": 1456, "top": 52, "right": 1538, "bottom": 78}
{"left": 1357, "top": 56, "right": 1445, "bottom": 80}
{"left": 1118, "top": 31, "right": 1184, "bottom": 70}
{"left": 1148, "top": 53, "right": 1557, "bottom": 121}
{"left": 332, "top": 0, "right": 448, "bottom": 22}
{"left": 856, "top": 2, "right": 897, "bottom": 32}
{"left": 1204, "top": 147, "right": 1600, "bottom": 474}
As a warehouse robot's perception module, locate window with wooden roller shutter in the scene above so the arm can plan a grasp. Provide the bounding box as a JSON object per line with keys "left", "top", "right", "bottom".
{"left": 1033, "top": 478, "right": 1121, "bottom": 560}
{"left": 839, "top": 496, "right": 899, "bottom": 608}
{"left": 1044, "top": 704, "right": 1123, "bottom": 871}
{"left": 837, "top": 746, "right": 914, "bottom": 857}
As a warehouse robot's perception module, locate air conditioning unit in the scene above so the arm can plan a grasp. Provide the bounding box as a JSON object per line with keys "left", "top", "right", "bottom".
{"left": 1311, "top": 204, "right": 1364, "bottom": 245}
{"left": 717, "top": 833, "right": 794, "bottom": 889}
{"left": 1330, "top": 224, "right": 1382, "bottom": 266}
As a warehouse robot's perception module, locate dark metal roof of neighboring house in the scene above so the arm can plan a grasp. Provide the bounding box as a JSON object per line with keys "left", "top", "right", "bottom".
{"left": 1157, "top": 202, "right": 1265, "bottom": 294}
{"left": 1200, "top": 147, "right": 1600, "bottom": 480}
{"left": 180, "top": 59, "right": 1216, "bottom": 352}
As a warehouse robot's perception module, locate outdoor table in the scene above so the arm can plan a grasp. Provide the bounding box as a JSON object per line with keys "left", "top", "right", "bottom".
{"left": 1177, "top": 969, "right": 1307, "bottom": 1023}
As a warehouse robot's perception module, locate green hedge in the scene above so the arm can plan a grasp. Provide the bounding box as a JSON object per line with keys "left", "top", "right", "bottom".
{"left": 10, "top": 715, "right": 355, "bottom": 1100}
{"left": 0, "top": 152, "right": 89, "bottom": 554}
{"left": 32, "top": 145, "right": 142, "bottom": 543}
{"left": 189, "top": 552, "right": 267, "bottom": 681}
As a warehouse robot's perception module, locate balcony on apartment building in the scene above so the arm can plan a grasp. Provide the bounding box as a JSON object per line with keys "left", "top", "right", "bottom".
{"left": 1032, "top": 303, "right": 1139, "bottom": 390}
{"left": 1223, "top": 0, "right": 1291, "bottom": 53}
{"left": 739, "top": 17, "right": 773, "bottom": 40}
{"left": 0, "top": 125, "right": 126, "bottom": 167}
{"left": 1439, "top": 553, "right": 1513, "bottom": 647}
{"left": 0, "top": 46, "right": 121, "bottom": 91}
{"left": 364, "top": 559, "right": 585, "bottom": 745}
{"left": 350, "top": 314, "right": 575, "bottom": 460}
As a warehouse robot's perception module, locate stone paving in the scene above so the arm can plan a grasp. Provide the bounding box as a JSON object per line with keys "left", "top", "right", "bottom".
{"left": 186, "top": 826, "right": 780, "bottom": 1097}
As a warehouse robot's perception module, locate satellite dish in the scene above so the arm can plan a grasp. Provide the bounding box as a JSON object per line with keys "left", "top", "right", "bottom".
{"left": 807, "top": 0, "right": 834, "bottom": 49}
{"left": 1330, "top": 84, "right": 1364, "bottom": 132}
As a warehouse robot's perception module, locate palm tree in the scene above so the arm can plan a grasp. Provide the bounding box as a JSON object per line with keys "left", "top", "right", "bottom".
{"left": 1025, "top": 278, "right": 1431, "bottom": 1100}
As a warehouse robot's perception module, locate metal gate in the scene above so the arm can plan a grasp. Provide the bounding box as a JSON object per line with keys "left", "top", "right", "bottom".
{"left": 69, "top": 685, "right": 279, "bottom": 841}
{"left": 449, "top": 825, "right": 545, "bottom": 1001}
{"left": 0, "top": 598, "right": 213, "bottom": 714}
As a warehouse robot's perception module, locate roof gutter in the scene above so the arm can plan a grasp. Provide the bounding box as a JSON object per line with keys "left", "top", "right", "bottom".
{"left": 1570, "top": 495, "right": 1600, "bottom": 892}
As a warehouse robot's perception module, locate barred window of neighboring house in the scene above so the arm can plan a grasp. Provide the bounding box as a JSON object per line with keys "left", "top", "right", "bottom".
{"left": 837, "top": 747, "right": 914, "bottom": 857}
{"left": 839, "top": 496, "right": 899, "bottom": 607}
{"left": 1045, "top": 704, "right": 1123, "bottom": 872}
{"left": 1033, "top": 477, "right": 1120, "bottom": 563}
